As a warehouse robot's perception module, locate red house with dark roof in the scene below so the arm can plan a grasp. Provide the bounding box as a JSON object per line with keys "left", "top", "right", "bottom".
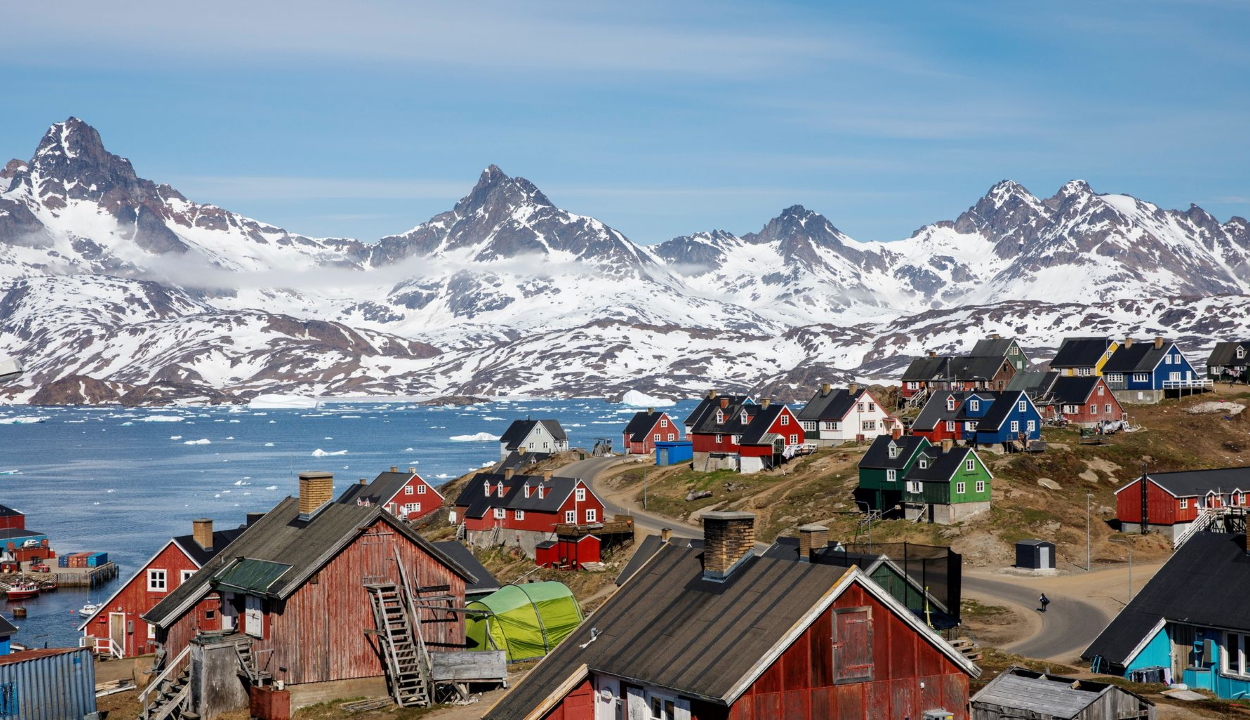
{"left": 337, "top": 467, "right": 443, "bottom": 521}
{"left": 1115, "top": 466, "right": 1250, "bottom": 542}
{"left": 80, "top": 517, "right": 247, "bottom": 658}
{"left": 622, "top": 410, "right": 679, "bottom": 455}
{"left": 685, "top": 392, "right": 805, "bottom": 473}
{"left": 451, "top": 469, "right": 606, "bottom": 557}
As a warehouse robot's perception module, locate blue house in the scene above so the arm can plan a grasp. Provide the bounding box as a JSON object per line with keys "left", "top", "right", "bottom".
{"left": 1084, "top": 532, "right": 1250, "bottom": 696}
{"left": 1103, "top": 337, "right": 1208, "bottom": 404}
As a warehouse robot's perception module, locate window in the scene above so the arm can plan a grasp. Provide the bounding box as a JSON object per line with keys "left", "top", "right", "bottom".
{"left": 649, "top": 696, "right": 676, "bottom": 720}
{"left": 1010, "top": 420, "right": 1019, "bottom": 433}
{"left": 493, "top": 508, "right": 505, "bottom": 520}
{"left": 1181, "top": 498, "right": 1189, "bottom": 509}
{"left": 148, "top": 569, "right": 167, "bottom": 592}
{"left": 1078, "top": 367, "right": 1091, "bottom": 377}
{"left": 523, "top": 484, "right": 531, "bottom": 498}
{"left": 1107, "top": 373, "right": 1124, "bottom": 384}
{"left": 740, "top": 410, "right": 748, "bottom": 424}
{"left": 976, "top": 481, "right": 985, "bottom": 493}
{"left": 514, "top": 510, "right": 525, "bottom": 520}
{"left": 966, "top": 458, "right": 976, "bottom": 472}
{"left": 1097, "top": 385, "right": 1105, "bottom": 396}
{"left": 1226, "top": 632, "right": 1249, "bottom": 677}
{"left": 946, "top": 420, "right": 955, "bottom": 432}
{"left": 781, "top": 415, "right": 790, "bottom": 426}
{"left": 660, "top": 418, "right": 668, "bottom": 428}
{"left": 565, "top": 510, "right": 576, "bottom": 524}
{"left": 906, "top": 381, "right": 918, "bottom": 390}
{"left": 405, "top": 485, "right": 414, "bottom": 495}
{"left": 789, "top": 434, "right": 798, "bottom": 444}
{"left": 730, "top": 435, "right": 740, "bottom": 445}
{"left": 1105, "top": 404, "right": 1112, "bottom": 414}
{"left": 714, "top": 434, "right": 723, "bottom": 443}
{"left": 1090, "top": 404, "right": 1097, "bottom": 414}
{"left": 180, "top": 569, "right": 195, "bottom": 585}
{"left": 1240, "top": 347, "right": 1248, "bottom": 360}
{"left": 886, "top": 469, "right": 897, "bottom": 482}
{"left": 537, "top": 486, "right": 545, "bottom": 499}
{"left": 861, "top": 420, "right": 876, "bottom": 431}
{"left": 803, "top": 421, "right": 816, "bottom": 431}
{"left": 654, "top": 434, "right": 661, "bottom": 442}
{"left": 585, "top": 509, "right": 597, "bottom": 523}
{"left": 833, "top": 608, "right": 874, "bottom": 683}
{"left": 969, "top": 399, "right": 980, "bottom": 412}
{"left": 918, "top": 457, "right": 929, "bottom": 469}
{"left": 857, "top": 402, "right": 865, "bottom": 413}
{"left": 497, "top": 482, "right": 505, "bottom": 497}
{"left": 667, "top": 433, "right": 675, "bottom": 441}
{"left": 868, "top": 403, "right": 876, "bottom": 412}
{"left": 906, "top": 481, "right": 922, "bottom": 493}
{"left": 576, "top": 488, "right": 586, "bottom": 502}
{"left": 956, "top": 482, "right": 966, "bottom": 494}
{"left": 965, "top": 421, "right": 977, "bottom": 431}
{"left": 715, "top": 410, "right": 724, "bottom": 424}
{"left": 417, "top": 485, "right": 426, "bottom": 495}
{"left": 148, "top": 622, "right": 157, "bottom": 639}
{"left": 945, "top": 397, "right": 955, "bottom": 411}
{"left": 245, "top": 595, "right": 264, "bottom": 639}
{"left": 1027, "top": 420, "right": 1036, "bottom": 432}
{"left": 1133, "top": 373, "right": 1150, "bottom": 383}
{"left": 888, "top": 443, "right": 899, "bottom": 459}
{"left": 1018, "top": 400, "right": 1027, "bottom": 412}
{"left": 405, "top": 503, "right": 421, "bottom": 515}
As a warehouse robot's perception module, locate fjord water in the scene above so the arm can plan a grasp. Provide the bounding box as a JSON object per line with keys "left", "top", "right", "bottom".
{"left": 0, "top": 398, "right": 697, "bottom": 649}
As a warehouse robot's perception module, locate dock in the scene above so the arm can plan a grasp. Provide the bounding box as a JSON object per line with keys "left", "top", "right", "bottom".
{"left": 54, "top": 562, "right": 119, "bottom": 588}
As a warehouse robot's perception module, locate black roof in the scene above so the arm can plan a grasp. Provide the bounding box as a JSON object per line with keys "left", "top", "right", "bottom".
{"left": 614, "top": 536, "right": 704, "bottom": 587}
{"left": 452, "top": 472, "right": 587, "bottom": 518}
{"left": 486, "top": 544, "right": 976, "bottom": 719}
{"left": 684, "top": 394, "right": 750, "bottom": 427}
{"left": 0, "top": 505, "right": 22, "bottom": 518}
{"left": 144, "top": 496, "right": 475, "bottom": 627}
{"left": 1048, "top": 376, "right": 1101, "bottom": 405}
{"left": 976, "top": 390, "right": 1029, "bottom": 431}
{"left": 796, "top": 386, "right": 863, "bottom": 422}
{"left": 0, "top": 528, "right": 43, "bottom": 540}
{"left": 688, "top": 396, "right": 756, "bottom": 436}
{"left": 1084, "top": 532, "right": 1250, "bottom": 665}
{"left": 738, "top": 405, "right": 787, "bottom": 445}
{"left": 432, "top": 541, "right": 499, "bottom": 595}
{"left": 497, "top": 450, "right": 549, "bottom": 471}
{"left": 500, "top": 419, "right": 567, "bottom": 449}
{"left": 623, "top": 411, "right": 668, "bottom": 442}
{"left": 0, "top": 615, "right": 15, "bottom": 637}
{"left": 912, "top": 390, "right": 1008, "bottom": 431}
{"left": 901, "top": 355, "right": 950, "bottom": 382}
{"left": 859, "top": 435, "right": 930, "bottom": 470}
{"left": 969, "top": 338, "right": 1016, "bottom": 358}
{"left": 1006, "top": 371, "right": 1058, "bottom": 399}
{"left": 171, "top": 527, "right": 247, "bottom": 567}
{"left": 1102, "top": 341, "right": 1172, "bottom": 374}
{"left": 1208, "top": 341, "right": 1250, "bottom": 368}
{"left": 947, "top": 355, "right": 1012, "bottom": 381}
{"left": 906, "top": 446, "right": 976, "bottom": 484}
{"left": 337, "top": 470, "right": 434, "bottom": 507}
{"left": 1126, "top": 467, "right": 1250, "bottom": 498}
{"left": 1050, "top": 337, "right": 1113, "bottom": 368}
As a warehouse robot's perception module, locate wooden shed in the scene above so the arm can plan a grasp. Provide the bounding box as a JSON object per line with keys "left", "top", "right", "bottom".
{"left": 972, "top": 666, "right": 1154, "bottom": 720}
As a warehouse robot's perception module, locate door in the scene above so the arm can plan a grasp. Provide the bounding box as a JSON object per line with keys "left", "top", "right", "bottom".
{"left": 1039, "top": 546, "right": 1051, "bottom": 569}
{"left": 109, "top": 612, "right": 126, "bottom": 655}
{"left": 658, "top": 449, "right": 668, "bottom": 466}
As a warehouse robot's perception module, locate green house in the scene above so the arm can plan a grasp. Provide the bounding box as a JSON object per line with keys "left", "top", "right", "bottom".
{"left": 857, "top": 435, "right": 931, "bottom": 512}
{"left": 902, "top": 444, "right": 993, "bottom": 525}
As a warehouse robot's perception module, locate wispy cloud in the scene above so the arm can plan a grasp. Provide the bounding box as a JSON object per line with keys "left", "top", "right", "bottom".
{"left": 172, "top": 176, "right": 467, "bottom": 202}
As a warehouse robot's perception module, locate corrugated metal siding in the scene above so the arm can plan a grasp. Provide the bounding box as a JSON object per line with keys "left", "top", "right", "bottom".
{"left": 0, "top": 648, "right": 96, "bottom": 720}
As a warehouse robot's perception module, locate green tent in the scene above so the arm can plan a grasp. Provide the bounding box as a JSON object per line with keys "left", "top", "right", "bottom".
{"left": 465, "top": 581, "right": 584, "bottom": 661}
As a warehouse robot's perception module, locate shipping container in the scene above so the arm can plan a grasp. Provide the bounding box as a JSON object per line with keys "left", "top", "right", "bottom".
{"left": 0, "top": 647, "right": 97, "bottom": 720}
{"left": 86, "top": 552, "right": 108, "bottom": 567}
{"left": 57, "top": 555, "right": 70, "bottom": 568}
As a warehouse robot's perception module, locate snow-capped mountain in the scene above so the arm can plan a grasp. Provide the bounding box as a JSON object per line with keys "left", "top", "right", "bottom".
{"left": 2, "top": 117, "right": 1249, "bottom": 404}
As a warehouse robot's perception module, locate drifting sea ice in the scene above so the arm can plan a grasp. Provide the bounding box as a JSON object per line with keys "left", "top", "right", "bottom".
{"left": 311, "top": 449, "right": 348, "bottom": 457}
{"left": 449, "top": 432, "right": 498, "bottom": 442}
{"left": 184, "top": 439, "right": 212, "bottom": 445}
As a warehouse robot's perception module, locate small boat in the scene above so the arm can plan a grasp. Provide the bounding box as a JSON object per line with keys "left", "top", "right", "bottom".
{"left": 78, "top": 602, "right": 101, "bottom": 618}
{"left": 37, "top": 579, "right": 56, "bottom": 593}
{"left": 6, "top": 582, "right": 39, "bottom": 601}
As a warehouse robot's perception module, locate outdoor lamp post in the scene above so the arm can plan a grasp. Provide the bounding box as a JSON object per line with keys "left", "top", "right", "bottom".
{"left": 1109, "top": 537, "right": 1134, "bottom": 603}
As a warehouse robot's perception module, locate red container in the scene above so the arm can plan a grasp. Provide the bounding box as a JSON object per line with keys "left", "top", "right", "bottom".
{"left": 249, "top": 686, "right": 291, "bottom": 720}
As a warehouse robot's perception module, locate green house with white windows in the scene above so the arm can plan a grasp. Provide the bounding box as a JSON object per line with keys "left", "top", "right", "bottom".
{"left": 901, "top": 441, "right": 993, "bottom": 524}
{"left": 857, "top": 434, "right": 932, "bottom": 512}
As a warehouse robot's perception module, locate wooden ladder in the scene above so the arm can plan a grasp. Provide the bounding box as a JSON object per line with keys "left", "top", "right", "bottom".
{"left": 139, "top": 644, "right": 196, "bottom": 720}
{"left": 366, "top": 550, "right": 434, "bottom": 708}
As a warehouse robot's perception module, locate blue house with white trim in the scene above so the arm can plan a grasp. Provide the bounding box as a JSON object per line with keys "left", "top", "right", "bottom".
{"left": 1084, "top": 532, "right": 1250, "bottom": 696}
{"left": 1102, "top": 337, "right": 1207, "bottom": 404}
{"left": 969, "top": 390, "right": 1042, "bottom": 446}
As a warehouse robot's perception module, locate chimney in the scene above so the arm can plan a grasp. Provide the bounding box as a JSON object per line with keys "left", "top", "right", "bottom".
{"left": 928, "top": 351, "right": 937, "bottom": 357}
{"left": 542, "top": 470, "right": 554, "bottom": 481}
{"left": 503, "top": 468, "right": 515, "bottom": 481}
{"left": 518, "top": 447, "right": 526, "bottom": 455}
{"left": 246, "top": 512, "right": 265, "bottom": 527}
{"left": 849, "top": 382, "right": 859, "bottom": 396}
{"left": 720, "top": 397, "right": 729, "bottom": 409}
{"left": 892, "top": 426, "right": 903, "bottom": 440}
{"left": 761, "top": 398, "right": 771, "bottom": 409}
{"left": 797, "top": 524, "right": 828, "bottom": 563}
{"left": 1124, "top": 337, "right": 1133, "bottom": 348}
{"left": 298, "top": 471, "right": 334, "bottom": 518}
{"left": 821, "top": 383, "right": 831, "bottom": 394}
{"left": 702, "top": 511, "right": 756, "bottom": 582}
{"left": 390, "top": 466, "right": 398, "bottom": 473}
{"left": 192, "top": 519, "right": 214, "bottom": 552}
{"left": 359, "top": 478, "right": 367, "bottom": 485}
{"left": 408, "top": 467, "right": 417, "bottom": 474}
{"left": 707, "top": 390, "right": 718, "bottom": 400}
{"left": 991, "top": 333, "right": 1001, "bottom": 340}
{"left": 941, "top": 439, "right": 953, "bottom": 454}
{"left": 1154, "top": 336, "right": 1164, "bottom": 349}
{"left": 660, "top": 528, "right": 672, "bottom": 543}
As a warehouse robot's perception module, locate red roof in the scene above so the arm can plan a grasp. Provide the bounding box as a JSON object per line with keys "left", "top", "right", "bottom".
{"left": 0, "top": 647, "right": 82, "bottom": 666}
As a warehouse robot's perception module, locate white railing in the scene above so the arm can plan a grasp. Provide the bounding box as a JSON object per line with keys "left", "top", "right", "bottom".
{"left": 1163, "top": 379, "right": 1214, "bottom": 389}
{"left": 1173, "top": 509, "right": 1218, "bottom": 549}
{"left": 79, "top": 635, "right": 123, "bottom": 659}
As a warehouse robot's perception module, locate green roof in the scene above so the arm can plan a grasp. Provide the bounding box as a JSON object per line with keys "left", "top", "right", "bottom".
{"left": 214, "top": 558, "right": 292, "bottom": 595}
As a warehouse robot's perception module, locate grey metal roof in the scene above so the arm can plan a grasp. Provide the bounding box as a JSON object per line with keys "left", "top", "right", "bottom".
{"left": 500, "top": 419, "right": 568, "bottom": 449}
{"left": 496, "top": 451, "right": 549, "bottom": 471}
{"left": 623, "top": 411, "right": 668, "bottom": 442}
{"left": 433, "top": 541, "right": 499, "bottom": 595}
{"left": 796, "top": 386, "right": 862, "bottom": 421}
{"left": 1083, "top": 532, "right": 1250, "bottom": 665}
{"left": 901, "top": 355, "right": 950, "bottom": 382}
{"left": 1208, "top": 341, "right": 1250, "bottom": 368}
{"left": 1102, "top": 341, "right": 1172, "bottom": 374}
{"left": 453, "top": 472, "right": 586, "bottom": 518}
{"left": 858, "top": 434, "right": 929, "bottom": 470}
{"left": 1047, "top": 376, "right": 1101, "bottom": 405}
{"left": 614, "top": 535, "right": 703, "bottom": 587}
{"left": 1050, "top": 337, "right": 1114, "bottom": 368}
{"left": 969, "top": 338, "right": 1015, "bottom": 358}
{"left": 144, "top": 496, "right": 476, "bottom": 627}
{"left": 171, "top": 527, "right": 247, "bottom": 567}
{"left": 1131, "top": 466, "right": 1250, "bottom": 498}
{"left": 1007, "top": 371, "right": 1058, "bottom": 399}
{"left": 0, "top": 615, "right": 16, "bottom": 636}
{"left": 971, "top": 668, "right": 1137, "bottom": 719}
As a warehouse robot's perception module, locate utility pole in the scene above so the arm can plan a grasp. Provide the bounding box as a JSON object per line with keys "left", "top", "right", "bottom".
{"left": 643, "top": 468, "right": 648, "bottom": 510}
{"left": 1086, "top": 492, "right": 1093, "bottom": 571}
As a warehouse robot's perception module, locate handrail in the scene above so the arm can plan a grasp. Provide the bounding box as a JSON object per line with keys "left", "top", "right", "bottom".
{"left": 140, "top": 642, "right": 192, "bottom": 715}
{"left": 1173, "top": 508, "right": 1217, "bottom": 549}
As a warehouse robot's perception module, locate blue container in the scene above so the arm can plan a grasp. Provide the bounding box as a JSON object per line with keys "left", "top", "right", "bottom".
{"left": 86, "top": 552, "right": 108, "bottom": 567}
{"left": 57, "top": 555, "right": 69, "bottom": 568}
{"left": 0, "top": 647, "right": 96, "bottom": 720}
{"left": 654, "top": 441, "right": 694, "bottom": 467}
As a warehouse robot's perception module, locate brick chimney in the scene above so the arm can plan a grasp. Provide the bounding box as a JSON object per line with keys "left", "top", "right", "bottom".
{"left": 761, "top": 398, "right": 771, "bottom": 409}
{"left": 891, "top": 426, "right": 903, "bottom": 440}
{"left": 192, "top": 519, "right": 214, "bottom": 552}
{"left": 702, "top": 511, "right": 756, "bottom": 582}
{"left": 928, "top": 350, "right": 937, "bottom": 357}
{"left": 542, "top": 470, "right": 554, "bottom": 481}
{"left": 797, "top": 524, "right": 828, "bottom": 563}
{"left": 298, "top": 471, "right": 334, "bottom": 518}
{"left": 821, "top": 383, "right": 832, "bottom": 394}
{"left": 720, "top": 397, "right": 729, "bottom": 409}
{"left": 390, "top": 466, "right": 398, "bottom": 472}
{"left": 849, "top": 382, "right": 859, "bottom": 396}
{"left": 246, "top": 511, "right": 265, "bottom": 527}
{"left": 359, "top": 478, "right": 368, "bottom": 485}
{"left": 991, "top": 333, "right": 1001, "bottom": 340}
{"left": 1154, "top": 336, "right": 1164, "bottom": 349}
{"left": 660, "top": 528, "right": 672, "bottom": 543}
{"left": 941, "top": 439, "right": 953, "bottom": 454}
{"left": 707, "top": 390, "right": 718, "bottom": 400}
{"left": 1124, "top": 337, "right": 1133, "bottom": 348}
{"left": 503, "top": 468, "right": 515, "bottom": 481}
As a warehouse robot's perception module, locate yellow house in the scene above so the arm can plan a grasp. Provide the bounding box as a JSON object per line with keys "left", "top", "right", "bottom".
{"left": 1050, "top": 337, "right": 1119, "bottom": 376}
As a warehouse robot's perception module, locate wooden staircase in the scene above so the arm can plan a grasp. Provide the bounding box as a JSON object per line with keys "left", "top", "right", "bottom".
{"left": 948, "top": 636, "right": 982, "bottom": 663}
{"left": 139, "top": 645, "right": 196, "bottom": 720}
{"left": 367, "top": 567, "right": 433, "bottom": 708}
{"left": 234, "top": 639, "right": 271, "bottom": 686}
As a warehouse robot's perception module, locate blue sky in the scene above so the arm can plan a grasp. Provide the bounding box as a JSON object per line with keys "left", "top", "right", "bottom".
{"left": 2, "top": 1, "right": 1247, "bottom": 244}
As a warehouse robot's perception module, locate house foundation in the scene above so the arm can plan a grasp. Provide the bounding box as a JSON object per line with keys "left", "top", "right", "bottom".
{"left": 464, "top": 528, "right": 551, "bottom": 559}
{"left": 905, "top": 501, "right": 991, "bottom": 525}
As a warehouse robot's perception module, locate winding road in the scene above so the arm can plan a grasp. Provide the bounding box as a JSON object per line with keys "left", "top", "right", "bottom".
{"left": 562, "top": 454, "right": 1111, "bottom": 663}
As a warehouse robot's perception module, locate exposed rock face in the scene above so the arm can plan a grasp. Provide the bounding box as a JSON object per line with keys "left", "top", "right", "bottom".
{"left": 28, "top": 375, "right": 123, "bottom": 405}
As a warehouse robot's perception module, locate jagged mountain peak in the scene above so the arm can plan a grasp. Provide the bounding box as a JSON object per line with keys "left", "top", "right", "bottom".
{"left": 455, "top": 164, "right": 553, "bottom": 217}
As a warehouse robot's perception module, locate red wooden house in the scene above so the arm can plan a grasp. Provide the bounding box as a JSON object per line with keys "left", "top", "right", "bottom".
{"left": 1044, "top": 376, "right": 1124, "bottom": 426}
{"left": 1115, "top": 467, "right": 1250, "bottom": 542}
{"left": 80, "top": 517, "right": 247, "bottom": 658}
{"left": 451, "top": 469, "right": 606, "bottom": 556}
{"left": 0, "top": 505, "right": 24, "bottom": 532}
{"left": 483, "top": 512, "right": 978, "bottom": 720}
{"left": 143, "top": 472, "right": 477, "bottom": 699}
{"left": 685, "top": 393, "right": 805, "bottom": 473}
{"left": 337, "top": 466, "right": 444, "bottom": 521}
{"left": 535, "top": 535, "right": 601, "bottom": 570}
{"left": 622, "top": 409, "right": 678, "bottom": 455}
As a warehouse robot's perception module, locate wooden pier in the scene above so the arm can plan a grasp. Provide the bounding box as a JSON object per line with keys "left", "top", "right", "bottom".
{"left": 53, "top": 562, "right": 119, "bottom": 588}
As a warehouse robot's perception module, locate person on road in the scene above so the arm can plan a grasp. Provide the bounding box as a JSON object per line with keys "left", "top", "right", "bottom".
{"left": 1039, "top": 593, "right": 1050, "bottom": 612}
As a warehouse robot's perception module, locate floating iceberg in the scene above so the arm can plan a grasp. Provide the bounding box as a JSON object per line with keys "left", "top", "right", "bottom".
{"left": 184, "top": 438, "right": 212, "bottom": 445}
{"left": 0, "top": 416, "right": 48, "bottom": 424}
{"left": 249, "top": 393, "right": 320, "bottom": 410}
{"left": 139, "top": 415, "right": 184, "bottom": 423}
{"left": 619, "top": 389, "right": 675, "bottom": 408}
{"left": 449, "top": 432, "right": 499, "bottom": 442}
{"left": 311, "top": 449, "right": 348, "bottom": 457}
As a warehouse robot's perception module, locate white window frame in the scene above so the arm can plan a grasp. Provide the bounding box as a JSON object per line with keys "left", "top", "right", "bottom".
{"left": 714, "top": 434, "right": 723, "bottom": 443}
{"left": 576, "top": 488, "right": 586, "bottom": 502}
{"left": 1133, "top": 373, "right": 1150, "bottom": 383}
{"left": 857, "top": 402, "right": 865, "bottom": 413}
{"left": 660, "top": 418, "right": 668, "bottom": 428}
{"left": 888, "top": 444, "right": 899, "bottom": 459}
{"left": 585, "top": 509, "right": 597, "bottom": 523}
{"left": 1225, "top": 631, "right": 1249, "bottom": 678}
{"left": 654, "top": 433, "right": 661, "bottom": 442}
{"left": 493, "top": 508, "right": 505, "bottom": 520}
{"left": 918, "top": 458, "right": 929, "bottom": 470}
{"left": 969, "top": 399, "right": 980, "bottom": 412}
{"left": 715, "top": 410, "right": 724, "bottom": 424}
{"left": 789, "top": 434, "right": 798, "bottom": 444}
{"left": 565, "top": 510, "right": 576, "bottom": 524}
{"left": 868, "top": 403, "right": 876, "bottom": 412}
{"left": 1026, "top": 420, "right": 1036, "bottom": 432}
{"left": 417, "top": 484, "right": 426, "bottom": 495}
{"left": 906, "top": 481, "right": 922, "bottom": 494}
{"left": 1097, "top": 385, "right": 1105, "bottom": 396}
{"left": 966, "top": 459, "right": 975, "bottom": 472}
{"left": 1018, "top": 400, "right": 1027, "bottom": 412}
{"left": 1181, "top": 497, "right": 1189, "bottom": 509}
{"left": 1105, "top": 404, "right": 1112, "bottom": 414}
{"left": 975, "top": 481, "right": 985, "bottom": 493}
{"left": 781, "top": 414, "right": 790, "bottom": 426}
{"left": 1010, "top": 420, "right": 1019, "bottom": 433}
{"left": 886, "top": 469, "right": 897, "bottom": 482}
{"left": 514, "top": 509, "right": 525, "bottom": 520}
{"left": 148, "top": 569, "right": 167, "bottom": 592}
{"left": 405, "top": 485, "right": 414, "bottom": 495}
{"left": 945, "top": 398, "right": 955, "bottom": 411}
{"left": 956, "top": 482, "right": 966, "bottom": 495}
{"left": 731, "top": 435, "right": 740, "bottom": 445}
{"left": 946, "top": 420, "right": 955, "bottom": 432}
{"left": 667, "top": 433, "right": 675, "bottom": 441}
{"left": 1107, "top": 373, "right": 1124, "bottom": 384}
{"left": 180, "top": 569, "right": 195, "bottom": 584}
